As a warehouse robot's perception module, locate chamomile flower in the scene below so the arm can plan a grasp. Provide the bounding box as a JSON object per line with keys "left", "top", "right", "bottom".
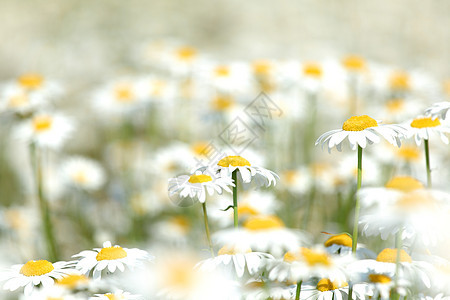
{"left": 14, "top": 112, "right": 75, "bottom": 149}
{"left": 315, "top": 115, "right": 407, "bottom": 152}
{"left": 196, "top": 244, "right": 273, "bottom": 278}
{"left": 56, "top": 272, "right": 90, "bottom": 290}
{"left": 301, "top": 278, "right": 369, "bottom": 300}
{"left": 1, "top": 259, "right": 75, "bottom": 295}
{"left": 364, "top": 273, "right": 409, "bottom": 300}
{"left": 215, "top": 155, "right": 279, "bottom": 188}
{"left": 72, "top": 241, "right": 152, "bottom": 279}
{"left": 405, "top": 116, "right": 450, "bottom": 145}
{"left": 323, "top": 233, "right": 375, "bottom": 259}
{"left": 168, "top": 171, "right": 233, "bottom": 203}
{"left": 90, "top": 290, "right": 141, "bottom": 300}
{"left": 0, "top": 84, "right": 45, "bottom": 114}
{"left": 425, "top": 102, "right": 450, "bottom": 120}
{"left": 60, "top": 156, "right": 106, "bottom": 192}
{"left": 267, "top": 247, "right": 350, "bottom": 284}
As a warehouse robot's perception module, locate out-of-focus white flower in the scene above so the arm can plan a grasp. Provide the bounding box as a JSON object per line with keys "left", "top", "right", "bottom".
{"left": 60, "top": 156, "right": 106, "bottom": 192}
{"left": 90, "top": 289, "right": 142, "bottom": 300}
{"left": 72, "top": 241, "right": 153, "bottom": 279}
{"left": 0, "top": 85, "right": 46, "bottom": 114}
{"left": 426, "top": 102, "right": 450, "bottom": 120}
{"left": 301, "top": 279, "right": 369, "bottom": 300}
{"left": 323, "top": 233, "right": 375, "bottom": 259}
{"left": 243, "top": 281, "right": 295, "bottom": 300}
{"left": 404, "top": 116, "right": 450, "bottom": 145}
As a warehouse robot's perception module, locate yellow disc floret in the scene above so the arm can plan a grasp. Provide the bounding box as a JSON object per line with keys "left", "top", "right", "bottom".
{"left": 243, "top": 215, "right": 284, "bottom": 231}
{"left": 342, "top": 55, "right": 365, "bottom": 71}
{"left": 188, "top": 174, "right": 212, "bottom": 183}
{"left": 20, "top": 260, "right": 54, "bottom": 277}
{"left": 218, "top": 245, "right": 252, "bottom": 255}
{"left": 385, "top": 176, "right": 424, "bottom": 192}
{"left": 342, "top": 115, "right": 378, "bottom": 131}
{"left": 211, "top": 96, "right": 234, "bottom": 111}
{"left": 369, "top": 274, "right": 391, "bottom": 283}
{"left": 324, "top": 233, "right": 352, "bottom": 248}
{"left": 176, "top": 46, "right": 197, "bottom": 61}
{"left": 303, "top": 62, "right": 323, "bottom": 78}
{"left": 396, "top": 146, "right": 421, "bottom": 162}
{"left": 32, "top": 115, "right": 53, "bottom": 132}
{"left": 252, "top": 60, "right": 272, "bottom": 75}
{"left": 317, "top": 278, "right": 347, "bottom": 292}
{"left": 57, "top": 274, "right": 89, "bottom": 288}
{"left": 301, "top": 248, "right": 331, "bottom": 267}
{"left": 390, "top": 71, "right": 410, "bottom": 90}
{"left": 18, "top": 74, "right": 44, "bottom": 90}
{"left": 410, "top": 117, "right": 441, "bottom": 128}
{"left": 96, "top": 246, "right": 128, "bottom": 261}
{"left": 217, "top": 156, "right": 251, "bottom": 167}
{"left": 105, "top": 293, "right": 119, "bottom": 300}
{"left": 215, "top": 65, "right": 230, "bottom": 77}
{"left": 376, "top": 248, "right": 412, "bottom": 263}
{"left": 114, "top": 84, "right": 134, "bottom": 102}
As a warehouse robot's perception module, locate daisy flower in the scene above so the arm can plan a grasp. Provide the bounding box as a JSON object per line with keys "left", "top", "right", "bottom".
{"left": 243, "top": 281, "right": 295, "bottom": 300}
{"left": 425, "top": 102, "right": 450, "bottom": 120}
{"left": 196, "top": 244, "right": 273, "bottom": 278}
{"left": 60, "top": 156, "right": 106, "bottom": 192}
{"left": 1, "top": 259, "right": 75, "bottom": 295}
{"left": 301, "top": 278, "right": 369, "bottom": 300}
{"left": 323, "top": 233, "right": 375, "bottom": 259}
{"left": 14, "top": 112, "right": 75, "bottom": 150}
{"left": 55, "top": 272, "right": 90, "bottom": 290}
{"left": 0, "top": 84, "right": 46, "bottom": 114}
{"left": 168, "top": 170, "right": 233, "bottom": 204}
{"left": 405, "top": 116, "right": 450, "bottom": 146}
{"left": 72, "top": 241, "right": 152, "bottom": 279}
{"left": 14, "top": 73, "right": 62, "bottom": 98}
{"left": 90, "top": 290, "right": 142, "bottom": 300}
{"left": 315, "top": 115, "right": 406, "bottom": 152}
{"left": 364, "top": 273, "right": 409, "bottom": 300}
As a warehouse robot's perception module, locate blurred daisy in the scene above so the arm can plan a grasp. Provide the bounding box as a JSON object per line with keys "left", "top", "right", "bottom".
{"left": 90, "top": 290, "right": 141, "bottom": 300}
{"left": 1, "top": 259, "right": 74, "bottom": 295}
{"left": 364, "top": 273, "right": 409, "bottom": 300}
{"left": 215, "top": 155, "right": 279, "bottom": 188}
{"left": 168, "top": 170, "right": 233, "bottom": 203}
{"left": 196, "top": 244, "right": 273, "bottom": 278}
{"left": 405, "top": 116, "right": 450, "bottom": 145}
{"left": 315, "top": 115, "right": 406, "bottom": 152}
{"left": 60, "top": 156, "right": 106, "bottom": 192}
{"left": 243, "top": 281, "right": 295, "bottom": 300}
{"left": 73, "top": 241, "right": 152, "bottom": 279}
{"left": 14, "top": 112, "right": 74, "bottom": 149}
{"left": 268, "top": 246, "right": 350, "bottom": 284}
{"left": 13, "top": 73, "right": 63, "bottom": 99}
{"left": 324, "top": 233, "right": 375, "bottom": 259}
{"left": 56, "top": 272, "right": 90, "bottom": 290}
{"left": 425, "top": 102, "right": 450, "bottom": 120}
{"left": 342, "top": 55, "right": 366, "bottom": 73}
{"left": 0, "top": 85, "right": 45, "bottom": 114}
{"left": 301, "top": 278, "right": 369, "bottom": 300}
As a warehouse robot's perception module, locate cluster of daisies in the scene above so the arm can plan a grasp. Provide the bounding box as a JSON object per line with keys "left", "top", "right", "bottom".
{"left": 0, "top": 39, "right": 450, "bottom": 299}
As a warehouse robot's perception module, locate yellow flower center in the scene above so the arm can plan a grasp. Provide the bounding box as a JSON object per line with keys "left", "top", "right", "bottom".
{"left": 386, "top": 99, "right": 404, "bottom": 113}
{"left": 410, "top": 117, "right": 441, "bottom": 128}
{"left": 217, "top": 156, "right": 251, "bottom": 167}
{"left": 8, "top": 93, "right": 29, "bottom": 108}
{"left": 20, "top": 260, "right": 54, "bottom": 277}
{"left": 73, "top": 171, "right": 87, "bottom": 184}
{"left": 342, "top": 55, "right": 365, "bottom": 71}
{"left": 237, "top": 203, "right": 259, "bottom": 216}
{"left": 170, "top": 216, "right": 190, "bottom": 235}
{"left": 301, "top": 248, "right": 331, "bottom": 266}
{"left": 32, "top": 115, "right": 53, "bottom": 132}
{"left": 105, "top": 293, "right": 120, "bottom": 300}
{"left": 324, "top": 234, "right": 352, "bottom": 248}
{"left": 396, "top": 191, "right": 435, "bottom": 210}
{"left": 188, "top": 174, "right": 212, "bottom": 183}
{"left": 96, "top": 246, "right": 127, "bottom": 261}
{"left": 303, "top": 62, "right": 322, "bottom": 78}
{"left": 114, "top": 84, "right": 134, "bottom": 102}
{"left": 57, "top": 274, "right": 89, "bottom": 289}
{"left": 390, "top": 71, "right": 410, "bottom": 90}
{"left": 368, "top": 274, "right": 391, "bottom": 283}
{"left": 316, "top": 278, "right": 347, "bottom": 292}
{"left": 215, "top": 65, "right": 230, "bottom": 77}
{"left": 396, "top": 146, "right": 420, "bottom": 161}
{"left": 176, "top": 46, "right": 197, "bottom": 61}
{"left": 218, "top": 245, "right": 252, "bottom": 255}
{"left": 252, "top": 60, "right": 272, "bottom": 75}
{"left": 342, "top": 115, "right": 378, "bottom": 131}
{"left": 211, "top": 96, "right": 234, "bottom": 111}
{"left": 376, "top": 248, "right": 412, "bottom": 263}
{"left": 384, "top": 176, "right": 423, "bottom": 192}
{"left": 18, "top": 74, "right": 44, "bottom": 89}
{"left": 243, "top": 215, "right": 284, "bottom": 231}
{"left": 190, "top": 141, "right": 209, "bottom": 157}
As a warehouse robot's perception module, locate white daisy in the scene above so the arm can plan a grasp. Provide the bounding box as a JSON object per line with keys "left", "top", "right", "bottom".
{"left": 267, "top": 246, "right": 351, "bottom": 284}
{"left": 243, "top": 281, "right": 295, "bottom": 300}
{"left": 90, "top": 290, "right": 142, "bottom": 300}
{"left": 60, "top": 156, "right": 106, "bottom": 192}
{"left": 168, "top": 170, "right": 233, "bottom": 203}
{"left": 323, "top": 233, "right": 375, "bottom": 259}
{"left": 13, "top": 73, "right": 63, "bottom": 100}
{"left": 315, "top": 115, "right": 407, "bottom": 152}
{"left": 425, "top": 102, "right": 450, "bottom": 120}
{"left": 363, "top": 273, "right": 409, "bottom": 300}
{"left": 1, "top": 259, "right": 75, "bottom": 295}
{"left": 0, "top": 84, "right": 46, "bottom": 114}
{"left": 14, "top": 111, "right": 75, "bottom": 150}
{"left": 72, "top": 241, "right": 153, "bottom": 279}
{"left": 196, "top": 244, "right": 273, "bottom": 278}
{"left": 301, "top": 279, "right": 369, "bottom": 300}
{"left": 404, "top": 116, "right": 450, "bottom": 145}
{"left": 215, "top": 155, "right": 279, "bottom": 188}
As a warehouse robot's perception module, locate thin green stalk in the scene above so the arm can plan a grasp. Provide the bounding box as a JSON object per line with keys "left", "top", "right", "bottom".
{"left": 295, "top": 280, "right": 302, "bottom": 300}
{"left": 392, "top": 228, "right": 403, "bottom": 300}
{"left": 348, "top": 284, "right": 353, "bottom": 300}
{"left": 232, "top": 170, "right": 238, "bottom": 228}
{"left": 31, "top": 145, "right": 59, "bottom": 261}
{"left": 201, "top": 202, "right": 214, "bottom": 257}
{"left": 352, "top": 146, "right": 363, "bottom": 253}
{"left": 424, "top": 139, "right": 431, "bottom": 188}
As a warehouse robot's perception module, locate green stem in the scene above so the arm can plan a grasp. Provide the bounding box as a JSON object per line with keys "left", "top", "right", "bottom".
{"left": 348, "top": 284, "right": 353, "bottom": 300}
{"left": 232, "top": 170, "right": 238, "bottom": 228}
{"left": 295, "top": 280, "right": 302, "bottom": 300}
{"left": 31, "top": 145, "right": 59, "bottom": 261}
{"left": 392, "top": 228, "right": 403, "bottom": 300}
{"left": 424, "top": 139, "right": 431, "bottom": 188}
{"left": 352, "top": 146, "right": 363, "bottom": 253}
{"left": 202, "top": 202, "right": 214, "bottom": 257}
